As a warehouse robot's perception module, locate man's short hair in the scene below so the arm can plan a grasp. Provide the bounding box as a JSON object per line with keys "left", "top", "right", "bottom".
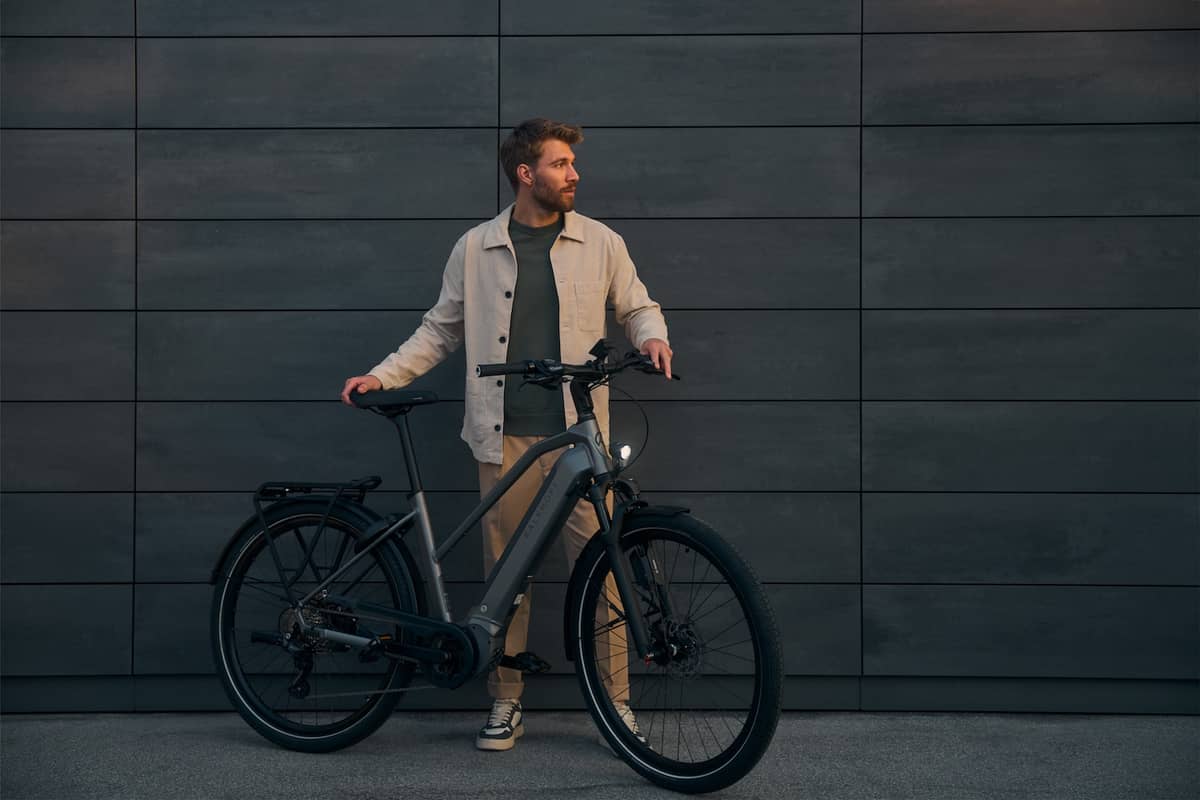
{"left": 500, "top": 118, "right": 584, "bottom": 192}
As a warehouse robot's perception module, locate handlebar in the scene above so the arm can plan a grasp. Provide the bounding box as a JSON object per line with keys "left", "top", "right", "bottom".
{"left": 476, "top": 361, "right": 540, "bottom": 378}
{"left": 476, "top": 348, "right": 680, "bottom": 385}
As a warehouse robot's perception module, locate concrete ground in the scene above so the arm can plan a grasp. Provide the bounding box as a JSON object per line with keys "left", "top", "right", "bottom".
{"left": 2, "top": 711, "right": 1197, "bottom": 799}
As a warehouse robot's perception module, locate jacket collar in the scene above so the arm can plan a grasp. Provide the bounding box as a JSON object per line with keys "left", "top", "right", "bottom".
{"left": 482, "top": 203, "right": 585, "bottom": 249}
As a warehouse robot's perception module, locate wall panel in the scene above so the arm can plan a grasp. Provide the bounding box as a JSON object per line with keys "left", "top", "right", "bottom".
{"left": 1, "top": 38, "right": 135, "bottom": 128}
{"left": 0, "top": 222, "right": 135, "bottom": 310}
{"left": 0, "top": 0, "right": 133, "bottom": 35}
{"left": 1, "top": 131, "right": 134, "bottom": 218}
{"left": 863, "top": 125, "right": 1200, "bottom": 217}
{"left": 138, "top": 38, "right": 497, "bottom": 127}
{"left": 136, "top": 310, "right": 466, "bottom": 400}
{"left": 136, "top": 1, "right": 494, "bottom": 36}
{"left": 502, "top": 36, "right": 859, "bottom": 126}
{"left": 862, "top": 218, "right": 1200, "bottom": 308}
{"left": 864, "top": 32, "right": 1199, "bottom": 124}
{"left": 863, "top": 586, "right": 1200, "bottom": 679}
{"left": 862, "top": 310, "right": 1200, "bottom": 399}
{"left": 1, "top": 403, "right": 134, "bottom": 491}
{"left": 0, "top": 586, "right": 132, "bottom": 675}
{"left": 1, "top": 494, "right": 135, "bottom": 583}
{"left": 863, "top": 1, "right": 1200, "bottom": 32}
{"left": 863, "top": 401, "right": 1199, "bottom": 492}
{"left": 138, "top": 130, "right": 497, "bottom": 218}
{"left": 3, "top": 312, "right": 136, "bottom": 400}
{"left": 137, "top": 220, "right": 480, "bottom": 310}
{"left": 863, "top": 493, "right": 1200, "bottom": 585}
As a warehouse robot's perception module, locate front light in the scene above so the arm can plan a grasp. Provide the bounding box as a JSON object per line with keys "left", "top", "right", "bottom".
{"left": 611, "top": 442, "right": 633, "bottom": 468}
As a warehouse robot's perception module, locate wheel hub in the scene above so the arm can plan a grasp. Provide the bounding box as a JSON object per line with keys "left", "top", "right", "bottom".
{"left": 278, "top": 603, "right": 357, "bottom": 654}
{"left": 645, "top": 619, "right": 704, "bottom": 677}
{"left": 665, "top": 621, "right": 703, "bottom": 677}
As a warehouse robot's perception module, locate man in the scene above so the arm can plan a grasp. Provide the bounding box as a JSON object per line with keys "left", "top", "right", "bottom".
{"left": 340, "top": 118, "right": 672, "bottom": 751}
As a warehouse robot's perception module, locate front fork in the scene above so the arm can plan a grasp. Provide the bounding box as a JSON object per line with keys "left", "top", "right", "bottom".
{"left": 585, "top": 480, "right": 678, "bottom": 665}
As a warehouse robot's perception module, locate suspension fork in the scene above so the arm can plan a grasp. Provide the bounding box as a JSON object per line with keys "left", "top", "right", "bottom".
{"left": 585, "top": 484, "right": 676, "bottom": 662}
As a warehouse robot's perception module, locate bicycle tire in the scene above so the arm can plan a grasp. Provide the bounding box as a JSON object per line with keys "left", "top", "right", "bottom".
{"left": 570, "top": 512, "right": 783, "bottom": 793}
{"left": 211, "top": 500, "right": 425, "bottom": 752}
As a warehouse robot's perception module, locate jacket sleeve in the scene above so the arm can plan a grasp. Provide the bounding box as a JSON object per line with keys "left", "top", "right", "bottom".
{"left": 607, "top": 232, "right": 669, "bottom": 350}
{"left": 367, "top": 233, "right": 466, "bottom": 389}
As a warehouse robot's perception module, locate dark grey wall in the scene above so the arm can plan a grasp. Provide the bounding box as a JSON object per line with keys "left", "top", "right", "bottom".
{"left": 1, "top": 1, "right": 1197, "bottom": 714}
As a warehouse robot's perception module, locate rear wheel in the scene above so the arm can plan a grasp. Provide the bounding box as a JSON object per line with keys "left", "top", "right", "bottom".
{"left": 571, "top": 512, "right": 782, "bottom": 793}
{"left": 211, "top": 503, "right": 424, "bottom": 752}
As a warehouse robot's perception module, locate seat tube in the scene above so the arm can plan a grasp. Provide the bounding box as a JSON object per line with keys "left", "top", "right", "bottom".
{"left": 411, "top": 490, "right": 452, "bottom": 622}
{"left": 394, "top": 415, "right": 423, "bottom": 492}
{"left": 392, "top": 415, "right": 451, "bottom": 619}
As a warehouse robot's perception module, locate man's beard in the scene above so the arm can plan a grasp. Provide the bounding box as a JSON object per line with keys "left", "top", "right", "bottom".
{"left": 531, "top": 175, "right": 575, "bottom": 213}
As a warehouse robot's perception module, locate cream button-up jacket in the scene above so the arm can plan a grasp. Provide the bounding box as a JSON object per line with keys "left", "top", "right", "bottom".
{"left": 368, "top": 203, "right": 670, "bottom": 465}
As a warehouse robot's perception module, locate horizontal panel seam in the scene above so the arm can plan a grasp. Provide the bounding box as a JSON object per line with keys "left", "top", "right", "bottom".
{"left": 5, "top": 489, "right": 1198, "bottom": 495}
{"left": 5, "top": 398, "right": 1195, "bottom": 403}
{"left": 4, "top": 581, "right": 1197, "bottom": 588}
{"left": 6, "top": 306, "right": 1191, "bottom": 312}
{"left": 3, "top": 29, "right": 1199, "bottom": 38}
{"left": 6, "top": 216, "right": 1198, "bottom": 222}
{"left": 5, "top": 123, "right": 1200, "bottom": 130}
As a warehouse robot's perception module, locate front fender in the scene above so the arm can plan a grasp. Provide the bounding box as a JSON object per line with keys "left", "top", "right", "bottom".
{"left": 561, "top": 502, "right": 690, "bottom": 662}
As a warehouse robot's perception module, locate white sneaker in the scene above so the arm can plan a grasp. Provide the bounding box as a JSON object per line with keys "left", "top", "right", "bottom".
{"left": 600, "top": 700, "right": 648, "bottom": 756}
{"left": 476, "top": 699, "right": 524, "bottom": 751}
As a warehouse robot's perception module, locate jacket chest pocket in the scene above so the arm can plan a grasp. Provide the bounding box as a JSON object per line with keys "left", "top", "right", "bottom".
{"left": 573, "top": 280, "right": 607, "bottom": 332}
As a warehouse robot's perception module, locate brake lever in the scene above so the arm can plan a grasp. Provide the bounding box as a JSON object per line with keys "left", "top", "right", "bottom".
{"left": 520, "top": 360, "right": 567, "bottom": 390}
{"left": 623, "top": 350, "right": 682, "bottom": 380}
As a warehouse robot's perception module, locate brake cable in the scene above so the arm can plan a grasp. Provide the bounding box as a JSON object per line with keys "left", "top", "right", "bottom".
{"left": 606, "top": 382, "right": 650, "bottom": 472}
{"left": 516, "top": 351, "right": 656, "bottom": 471}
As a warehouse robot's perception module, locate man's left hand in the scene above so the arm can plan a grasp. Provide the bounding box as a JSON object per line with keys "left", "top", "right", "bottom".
{"left": 640, "top": 338, "right": 673, "bottom": 379}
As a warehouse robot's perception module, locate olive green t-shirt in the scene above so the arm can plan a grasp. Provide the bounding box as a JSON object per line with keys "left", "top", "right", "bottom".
{"left": 503, "top": 215, "right": 567, "bottom": 435}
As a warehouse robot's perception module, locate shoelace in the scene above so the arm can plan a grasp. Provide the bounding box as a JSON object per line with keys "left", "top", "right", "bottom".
{"left": 488, "top": 701, "right": 519, "bottom": 727}
{"left": 614, "top": 702, "right": 641, "bottom": 734}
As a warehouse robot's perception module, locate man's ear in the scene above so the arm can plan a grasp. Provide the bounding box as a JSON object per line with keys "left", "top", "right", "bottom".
{"left": 517, "top": 164, "right": 534, "bottom": 187}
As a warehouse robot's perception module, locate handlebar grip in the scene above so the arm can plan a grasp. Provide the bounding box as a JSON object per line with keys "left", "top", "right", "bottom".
{"left": 476, "top": 361, "right": 529, "bottom": 377}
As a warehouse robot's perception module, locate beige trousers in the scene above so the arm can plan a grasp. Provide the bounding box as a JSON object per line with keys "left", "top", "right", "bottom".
{"left": 478, "top": 434, "right": 630, "bottom": 702}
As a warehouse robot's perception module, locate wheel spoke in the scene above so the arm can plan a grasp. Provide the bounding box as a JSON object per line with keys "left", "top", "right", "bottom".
{"left": 216, "top": 513, "right": 418, "bottom": 744}
{"left": 576, "top": 524, "right": 781, "bottom": 783}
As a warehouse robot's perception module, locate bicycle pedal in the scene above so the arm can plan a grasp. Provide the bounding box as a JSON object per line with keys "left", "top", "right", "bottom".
{"left": 499, "top": 651, "right": 551, "bottom": 674}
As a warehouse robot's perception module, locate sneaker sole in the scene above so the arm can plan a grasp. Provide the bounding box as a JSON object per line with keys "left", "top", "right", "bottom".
{"left": 475, "top": 722, "right": 525, "bottom": 751}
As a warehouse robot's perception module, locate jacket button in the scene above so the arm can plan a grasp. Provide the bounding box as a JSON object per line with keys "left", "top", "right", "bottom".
{"left": 494, "top": 424, "right": 501, "bottom": 431}
{"left": 496, "top": 380, "right": 503, "bottom": 387}
{"left": 504, "top": 291, "right": 512, "bottom": 298}
{"left": 499, "top": 335, "right": 506, "bottom": 343}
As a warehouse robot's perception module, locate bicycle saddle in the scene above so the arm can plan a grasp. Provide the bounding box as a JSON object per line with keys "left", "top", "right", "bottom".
{"left": 352, "top": 389, "right": 439, "bottom": 417}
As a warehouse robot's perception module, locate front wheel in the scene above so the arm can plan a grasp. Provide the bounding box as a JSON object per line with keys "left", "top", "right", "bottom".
{"left": 570, "top": 512, "right": 783, "bottom": 793}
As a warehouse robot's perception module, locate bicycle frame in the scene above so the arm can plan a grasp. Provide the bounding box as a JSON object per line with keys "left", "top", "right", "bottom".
{"left": 266, "top": 410, "right": 657, "bottom": 681}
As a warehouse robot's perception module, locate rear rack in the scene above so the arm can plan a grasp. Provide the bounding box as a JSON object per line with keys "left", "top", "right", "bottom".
{"left": 251, "top": 476, "right": 384, "bottom": 605}
{"left": 255, "top": 475, "right": 382, "bottom": 504}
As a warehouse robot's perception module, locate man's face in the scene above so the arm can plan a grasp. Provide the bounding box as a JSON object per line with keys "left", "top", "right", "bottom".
{"left": 526, "top": 138, "right": 579, "bottom": 213}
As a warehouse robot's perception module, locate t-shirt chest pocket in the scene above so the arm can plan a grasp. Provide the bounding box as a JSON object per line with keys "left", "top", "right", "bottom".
{"left": 573, "top": 280, "right": 607, "bottom": 331}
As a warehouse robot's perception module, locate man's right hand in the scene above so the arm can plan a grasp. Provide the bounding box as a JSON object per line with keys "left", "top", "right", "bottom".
{"left": 340, "top": 375, "right": 382, "bottom": 405}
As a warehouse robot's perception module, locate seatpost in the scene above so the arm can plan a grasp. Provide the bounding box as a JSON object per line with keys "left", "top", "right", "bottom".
{"left": 393, "top": 415, "right": 423, "bottom": 492}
